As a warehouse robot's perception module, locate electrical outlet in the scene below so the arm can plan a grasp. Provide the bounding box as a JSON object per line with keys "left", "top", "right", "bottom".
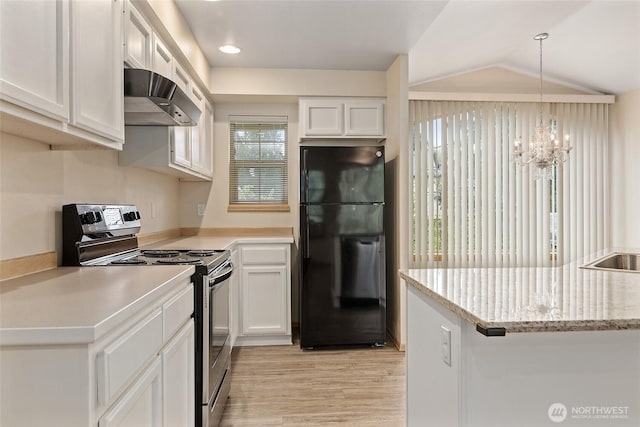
{"left": 441, "top": 326, "right": 451, "bottom": 366}
{"left": 197, "top": 203, "right": 206, "bottom": 216}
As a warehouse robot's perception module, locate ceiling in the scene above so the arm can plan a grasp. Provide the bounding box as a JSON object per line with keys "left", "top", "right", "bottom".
{"left": 174, "top": 0, "right": 640, "bottom": 95}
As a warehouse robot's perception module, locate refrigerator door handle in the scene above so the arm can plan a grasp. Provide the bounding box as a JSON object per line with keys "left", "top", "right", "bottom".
{"left": 302, "top": 148, "right": 309, "bottom": 203}
{"left": 304, "top": 209, "right": 310, "bottom": 259}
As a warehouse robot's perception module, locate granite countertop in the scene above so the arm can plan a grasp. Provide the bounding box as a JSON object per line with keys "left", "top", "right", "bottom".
{"left": 0, "top": 265, "right": 194, "bottom": 345}
{"left": 400, "top": 249, "right": 640, "bottom": 334}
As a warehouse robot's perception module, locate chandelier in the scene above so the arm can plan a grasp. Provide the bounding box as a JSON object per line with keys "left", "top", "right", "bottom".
{"left": 513, "top": 33, "right": 572, "bottom": 174}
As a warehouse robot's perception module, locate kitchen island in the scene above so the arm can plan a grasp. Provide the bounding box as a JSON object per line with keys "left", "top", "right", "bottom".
{"left": 400, "top": 250, "right": 640, "bottom": 427}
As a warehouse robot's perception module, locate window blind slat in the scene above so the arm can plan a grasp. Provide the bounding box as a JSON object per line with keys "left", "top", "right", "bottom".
{"left": 409, "top": 100, "right": 608, "bottom": 268}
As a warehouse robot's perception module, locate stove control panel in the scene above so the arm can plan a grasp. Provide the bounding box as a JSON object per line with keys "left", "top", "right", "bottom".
{"left": 63, "top": 204, "right": 141, "bottom": 236}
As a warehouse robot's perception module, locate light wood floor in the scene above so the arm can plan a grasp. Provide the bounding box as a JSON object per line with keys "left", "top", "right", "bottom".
{"left": 220, "top": 339, "right": 406, "bottom": 426}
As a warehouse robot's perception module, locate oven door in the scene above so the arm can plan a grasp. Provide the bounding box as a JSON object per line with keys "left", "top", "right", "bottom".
{"left": 205, "top": 260, "right": 232, "bottom": 426}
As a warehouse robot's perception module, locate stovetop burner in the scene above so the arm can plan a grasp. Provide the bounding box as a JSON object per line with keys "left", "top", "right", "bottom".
{"left": 155, "top": 256, "right": 203, "bottom": 265}
{"left": 187, "top": 250, "right": 223, "bottom": 257}
{"left": 110, "top": 258, "right": 147, "bottom": 265}
{"left": 140, "top": 249, "right": 181, "bottom": 258}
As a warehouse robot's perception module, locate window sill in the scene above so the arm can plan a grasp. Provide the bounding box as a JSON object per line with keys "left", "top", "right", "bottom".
{"left": 227, "top": 204, "right": 290, "bottom": 213}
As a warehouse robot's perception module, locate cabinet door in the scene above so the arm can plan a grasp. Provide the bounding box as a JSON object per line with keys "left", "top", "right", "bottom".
{"left": 171, "top": 62, "right": 191, "bottom": 169}
{"left": 124, "top": 0, "right": 152, "bottom": 69}
{"left": 178, "top": 92, "right": 215, "bottom": 180}
{"left": 171, "top": 126, "right": 191, "bottom": 169}
{"left": 152, "top": 35, "right": 172, "bottom": 80}
{"left": 344, "top": 100, "right": 385, "bottom": 136}
{"left": 162, "top": 321, "right": 195, "bottom": 427}
{"left": 199, "top": 101, "right": 214, "bottom": 177}
{"left": 99, "top": 357, "right": 162, "bottom": 427}
{"left": 241, "top": 265, "right": 289, "bottom": 335}
{"left": 0, "top": 0, "right": 69, "bottom": 121}
{"left": 300, "top": 99, "right": 343, "bottom": 136}
{"left": 71, "top": 0, "right": 124, "bottom": 141}
{"left": 189, "top": 86, "right": 205, "bottom": 174}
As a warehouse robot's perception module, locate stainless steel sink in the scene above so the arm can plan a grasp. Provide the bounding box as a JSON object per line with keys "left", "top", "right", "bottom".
{"left": 582, "top": 252, "right": 640, "bottom": 273}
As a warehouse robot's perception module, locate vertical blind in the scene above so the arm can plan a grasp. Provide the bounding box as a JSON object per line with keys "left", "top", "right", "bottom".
{"left": 229, "top": 115, "right": 288, "bottom": 205}
{"left": 409, "top": 100, "right": 608, "bottom": 268}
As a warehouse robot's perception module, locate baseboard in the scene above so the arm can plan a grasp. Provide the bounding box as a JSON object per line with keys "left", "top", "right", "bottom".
{"left": 387, "top": 329, "right": 405, "bottom": 352}
{"left": 137, "top": 228, "right": 182, "bottom": 246}
{"left": 181, "top": 227, "right": 293, "bottom": 237}
{"left": 0, "top": 251, "right": 57, "bottom": 281}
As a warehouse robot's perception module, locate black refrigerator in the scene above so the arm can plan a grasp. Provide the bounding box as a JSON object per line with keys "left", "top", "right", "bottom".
{"left": 299, "top": 145, "right": 386, "bottom": 348}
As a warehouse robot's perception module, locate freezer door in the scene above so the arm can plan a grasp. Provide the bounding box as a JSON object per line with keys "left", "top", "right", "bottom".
{"left": 300, "top": 204, "right": 386, "bottom": 348}
{"left": 300, "top": 146, "right": 384, "bottom": 204}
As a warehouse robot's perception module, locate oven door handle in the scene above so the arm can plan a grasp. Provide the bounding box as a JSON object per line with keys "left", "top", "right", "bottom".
{"left": 209, "top": 262, "right": 233, "bottom": 287}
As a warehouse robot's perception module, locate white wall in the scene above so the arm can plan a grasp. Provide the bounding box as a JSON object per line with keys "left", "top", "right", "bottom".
{"left": 0, "top": 133, "right": 180, "bottom": 262}
{"left": 385, "top": 54, "right": 409, "bottom": 348}
{"left": 210, "top": 68, "right": 387, "bottom": 98}
{"left": 179, "top": 102, "right": 299, "bottom": 232}
{"left": 610, "top": 88, "right": 640, "bottom": 247}
{"left": 410, "top": 66, "right": 596, "bottom": 95}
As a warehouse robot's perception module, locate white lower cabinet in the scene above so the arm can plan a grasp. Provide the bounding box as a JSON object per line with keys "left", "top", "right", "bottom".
{"left": 236, "top": 243, "right": 292, "bottom": 346}
{"left": 100, "top": 319, "right": 195, "bottom": 427}
{"left": 98, "top": 283, "right": 195, "bottom": 427}
{"left": 98, "top": 357, "right": 163, "bottom": 427}
{"left": 0, "top": 280, "right": 194, "bottom": 427}
{"left": 161, "top": 321, "right": 195, "bottom": 427}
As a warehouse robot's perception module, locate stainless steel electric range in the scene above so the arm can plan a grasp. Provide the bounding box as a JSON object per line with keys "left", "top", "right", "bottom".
{"left": 62, "top": 203, "right": 232, "bottom": 427}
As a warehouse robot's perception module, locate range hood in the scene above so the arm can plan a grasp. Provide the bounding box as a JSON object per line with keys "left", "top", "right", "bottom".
{"left": 124, "top": 68, "right": 201, "bottom": 126}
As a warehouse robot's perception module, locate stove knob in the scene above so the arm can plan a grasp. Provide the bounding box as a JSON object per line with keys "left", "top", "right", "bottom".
{"left": 94, "top": 211, "right": 103, "bottom": 223}
{"left": 123, "top": 212, "right": 131, "bottom": 221}
{"left": 84, "top": 211, "right": 97, "bottom": 224}
{"left": 135, "top": 211, "right": 141, "bottom": 220}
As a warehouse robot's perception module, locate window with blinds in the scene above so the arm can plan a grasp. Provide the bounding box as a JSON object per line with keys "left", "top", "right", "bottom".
{"left": 409, "top": 100, "right": 609, "bottom": 268}
{"left": 228, "top": 116, "right": 288, "bottom": 208}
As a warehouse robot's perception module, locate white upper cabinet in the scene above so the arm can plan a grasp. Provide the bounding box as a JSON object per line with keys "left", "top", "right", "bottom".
{"left": 124, "top": 1, "right": 152, "bottom": 69}
{"left": 171, "top": 61, "right": 192, "bottom": 169}
{"left": 299, "top": 97, "right": 385, "bottom": 140}
{"left": 0, "top": 0, "right": 69, "bottom": 121}
{"left": 121, "top": 126, "right": 212, "bottom": 181}
{"left": 200, "top": 101, "right": 214, "bottom": 177}
{"left": 190, "top": 86, "right": 213, "bottom": 176}
{"left": 299, "top": 98, "right": 343, "bottom": 136}
{"left": 344, "top": 99, "right": 385, "bottom": 136}
{"left": 152, "top": 35, "right": 173, "bottom": 80}
{"left": 119, "top": 0, "right": 214, "bottom": 182}
{"left": 0, "top": 0, "right": 124, "bottom": 149}
{"left": 71, "top": 0, "right": 124, "bottom": 142}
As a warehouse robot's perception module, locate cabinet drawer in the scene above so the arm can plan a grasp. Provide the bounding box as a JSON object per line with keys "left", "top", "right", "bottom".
{"left": 241, "top": 246, "right": 288, "bottom": 265}
{"left": 96, "top": 308, "right": 163, "bottom": 406}
{"left": 163, "top": 284, "right": 194, "bottom": 341}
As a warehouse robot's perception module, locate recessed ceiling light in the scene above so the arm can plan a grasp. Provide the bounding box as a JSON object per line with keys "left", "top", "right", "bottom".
{"left": 219, "top": 45, "right": 241, "bottom": 54}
